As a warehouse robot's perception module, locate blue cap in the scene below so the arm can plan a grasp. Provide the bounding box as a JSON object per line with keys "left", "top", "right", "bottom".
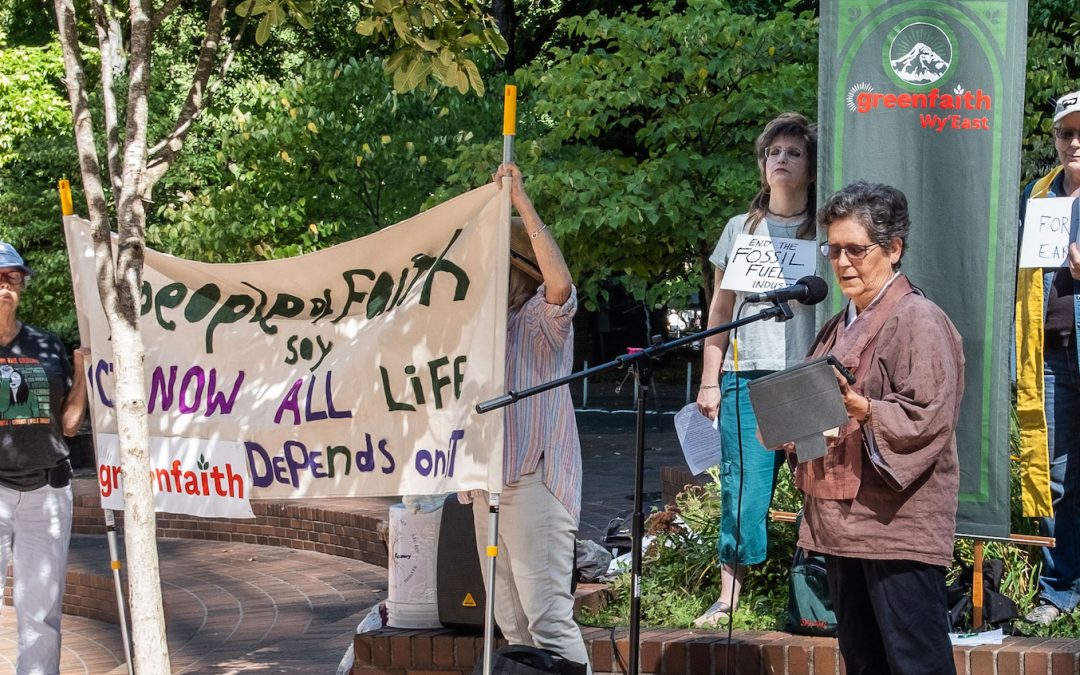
{"left": 0, "top": 243, "right": 32, "bottom": 276}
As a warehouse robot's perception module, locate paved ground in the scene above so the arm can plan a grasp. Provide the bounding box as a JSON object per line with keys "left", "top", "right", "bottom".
{"left": 2, "top": 393, "right": 686, "bottom": 674}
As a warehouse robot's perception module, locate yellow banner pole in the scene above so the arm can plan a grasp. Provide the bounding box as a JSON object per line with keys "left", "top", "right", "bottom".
{"left": 502, "top": 84, "right": 517, "bottom": 163}
{"left": 481, "top": 82, "right": 518, "bottom": 675}
{"left": 58, "top": 179, "right": 73, "bottom": 216}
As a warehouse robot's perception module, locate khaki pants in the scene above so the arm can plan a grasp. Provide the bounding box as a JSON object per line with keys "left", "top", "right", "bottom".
{"left": 471, "top": 464, "right": 589, "bottom": 669}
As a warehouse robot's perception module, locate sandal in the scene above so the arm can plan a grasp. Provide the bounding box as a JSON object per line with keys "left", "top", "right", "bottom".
{"left": 693, "top": 599, "right": 732, "bottom": 627}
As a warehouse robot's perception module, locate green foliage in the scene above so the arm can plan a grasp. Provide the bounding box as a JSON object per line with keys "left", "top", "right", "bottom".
{"left": 355, "top": 0, "right": 507, "bottom": 96}
{"left": 0, "top": 41, "right": 81, "bottom": 343}
{"left": 0, "top": 0, "right": 56, "bottom": 46}
{"left": 584, "top": 465, "right": 803, "bottom": 629}
{"left": 151, "top": 56, "right": 503, "bottom": 262}
{"left": 1020, "top": 0, "right": 1080, "bottom": 183}
{"left": 439, "top": 0, "right": 818, "bottom": 311}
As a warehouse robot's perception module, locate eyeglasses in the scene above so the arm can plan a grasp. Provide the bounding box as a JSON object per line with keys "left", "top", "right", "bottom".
{"left": 0, "top": 271, "right": 25, "bottom": 287}
{"left": 820, "top": 243, "right": 881, "bottom": 260}
{"left": 1054, "top": 127, "right": 1080, "bottom": 142}
{"left": 763, "top": 145, "right": 805, "bottom": 161}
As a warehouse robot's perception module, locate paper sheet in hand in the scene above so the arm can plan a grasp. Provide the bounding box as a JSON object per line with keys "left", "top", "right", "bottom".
{"left": 746, "top": 357, "right": 849, "bottom": 463}
{"left": 674, "top": 403, "right": 722, "bottom": 475}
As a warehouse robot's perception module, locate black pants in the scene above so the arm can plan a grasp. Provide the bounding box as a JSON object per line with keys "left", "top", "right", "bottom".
{"left": 825, "top": 555, "right": 956, "bottom": 675}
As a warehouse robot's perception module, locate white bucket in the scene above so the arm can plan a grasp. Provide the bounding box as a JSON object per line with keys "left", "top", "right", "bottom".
{"left": 385, "top": 501, "right": 444, "bottom": 629}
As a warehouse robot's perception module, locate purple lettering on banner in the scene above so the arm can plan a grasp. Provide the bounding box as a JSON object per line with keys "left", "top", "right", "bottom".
{"left": 272, "top": 455, "right": 289, "bottom": 484}
{"left": 415, "top": 449, "right": 433, "bottom": 476}
{"left": 94, "top": 360, "right": 114, "bottom": 408}
{"left": 148, "top": 365, "right": 178, "bottom": 413}
{"left": 275, "top": 379, "right": 303, "bottom": 424}
{"left": 447, "top": 429, "right": 464, "bottom": 477}
{"left": 178, "top": 366, "right": 206, "bottom": 414}
{"left": 245, "top": 441, "right": 273, "bottom": 488}
{"left": 304, "top": 375, "right": 328, "bottom": 422}
{"left": 310, "top": 451, "right": 327, "bottom": 478}
{"left": 379, "top": 439, "right": 394, "bottom": 473}
{"left": 283, "top": 440, "right": 311, "bottom": 488}
{"left": 358, "top": 434, "right": 376, "bottom": 472}
{"left": 326, "top": 371, "right": 352, "bottom": 419}
{"left": 206, "top": 369, "right": 244, "bottom": 417}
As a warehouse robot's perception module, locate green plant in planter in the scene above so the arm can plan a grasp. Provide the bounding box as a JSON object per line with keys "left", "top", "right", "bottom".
{"left": 583, "top": 464, "right": 804, "bottom": 629}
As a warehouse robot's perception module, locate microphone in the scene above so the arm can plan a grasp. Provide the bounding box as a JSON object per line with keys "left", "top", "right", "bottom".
{"left": 745, "top": 275, "right": 828, "bottom": 305}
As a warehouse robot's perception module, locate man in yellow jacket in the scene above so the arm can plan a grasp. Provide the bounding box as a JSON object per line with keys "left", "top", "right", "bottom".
{"left": 1016, "top": 90, "right": 1080, "bottom": 625}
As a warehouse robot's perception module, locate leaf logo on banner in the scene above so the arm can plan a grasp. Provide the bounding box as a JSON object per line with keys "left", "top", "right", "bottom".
{"left": 198, "top": 455, "right": 209, "bottom": 471}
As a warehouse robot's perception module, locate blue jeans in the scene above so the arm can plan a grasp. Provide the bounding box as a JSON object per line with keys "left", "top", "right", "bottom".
{"left": 718, "top": 370, "right": 783, "bottom": 566}
{"left": 1039, "top": 344, "right": 1080, "bottom": 611}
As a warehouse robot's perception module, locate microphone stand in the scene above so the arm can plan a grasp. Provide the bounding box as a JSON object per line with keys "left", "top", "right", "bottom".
{"left": 476, "top": 299, "right": 795, "bottom": 675}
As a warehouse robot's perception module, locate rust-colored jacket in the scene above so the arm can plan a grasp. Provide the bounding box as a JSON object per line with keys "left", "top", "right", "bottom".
{"left": 796, "top": 275, "right": 965, "bottom": 568}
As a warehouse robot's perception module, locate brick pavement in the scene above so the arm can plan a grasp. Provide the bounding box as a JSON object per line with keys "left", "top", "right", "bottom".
{"left": 1, "top": 534, "right": 388, "bottom": 674}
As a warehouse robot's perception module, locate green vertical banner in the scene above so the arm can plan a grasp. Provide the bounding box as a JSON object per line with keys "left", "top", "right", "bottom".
{"left": 819, "top": 0, "right": 1027, "bottom": 538}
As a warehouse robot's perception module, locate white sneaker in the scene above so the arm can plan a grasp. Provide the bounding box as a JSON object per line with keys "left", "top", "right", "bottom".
{"left": 1025, "top": 603, "right": 1061, "bottom": 625}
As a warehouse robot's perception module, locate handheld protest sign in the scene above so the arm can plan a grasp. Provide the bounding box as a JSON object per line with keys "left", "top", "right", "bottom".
{"left": 1018, "top": 197, "right": 1080, "bottom": 268}
{"left": 720, "top": 234, "right": 817, "bottom": 294}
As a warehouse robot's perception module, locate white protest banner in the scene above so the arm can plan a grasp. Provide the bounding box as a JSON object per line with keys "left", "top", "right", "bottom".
{"left": 66, "top": 185, "right": 508, "bottom": 516}
{"left": 719, "top": 234, "right": 816, "bottom": 293}
{"left": 1019, "top": 197, "right": 1080, "bottom": 268}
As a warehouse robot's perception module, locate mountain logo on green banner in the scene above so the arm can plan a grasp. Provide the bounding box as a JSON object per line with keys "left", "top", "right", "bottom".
{"left": 888, "top": 22, "right": 952, "bottom": 84}
{"left": 884, "top": 19, "right": 957, "bottom": 89}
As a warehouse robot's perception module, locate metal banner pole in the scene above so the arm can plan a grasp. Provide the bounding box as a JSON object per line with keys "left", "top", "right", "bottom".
{"left": 481, "top": 82, "right": 518, "bottom": 675}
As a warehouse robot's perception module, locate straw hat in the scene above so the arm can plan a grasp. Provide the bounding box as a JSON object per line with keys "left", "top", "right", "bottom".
{"left": 509, "top": 217, "right": 543, "bottom": 283}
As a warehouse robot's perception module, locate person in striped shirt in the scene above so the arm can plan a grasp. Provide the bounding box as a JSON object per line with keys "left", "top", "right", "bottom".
{"left": 461, "top": 163, "right": 589, "bottom": 672}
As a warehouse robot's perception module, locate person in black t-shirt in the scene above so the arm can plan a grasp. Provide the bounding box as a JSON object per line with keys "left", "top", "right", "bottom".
{"left": 0, "top": 242, "right": 89, "bottom": 674}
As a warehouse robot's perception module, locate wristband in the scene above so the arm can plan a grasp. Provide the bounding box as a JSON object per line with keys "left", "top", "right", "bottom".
{"left": 699, "top": 384, "right": 720, "bottom": 390}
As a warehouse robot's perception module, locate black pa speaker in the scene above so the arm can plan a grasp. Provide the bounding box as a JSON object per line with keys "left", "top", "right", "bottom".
{"left": 437, "top": 494, "right": 488, "bottom": 631}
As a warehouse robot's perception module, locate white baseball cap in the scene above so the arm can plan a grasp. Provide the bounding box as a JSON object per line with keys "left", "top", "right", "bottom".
{"left": 1053, "top": 90, "right": 1080, "bottom": 124}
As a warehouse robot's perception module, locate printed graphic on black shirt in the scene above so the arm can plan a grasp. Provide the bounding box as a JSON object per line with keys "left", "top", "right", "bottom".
{"left": 0, "top": 358, "right": 49, "bottom": 426}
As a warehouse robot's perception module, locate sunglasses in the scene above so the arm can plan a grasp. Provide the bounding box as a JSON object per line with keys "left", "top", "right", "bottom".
{"left": 0, "top": 271, "right": 26, "bottom": 286}
{"left": 1054, "top": 127, "right": 1080, "bottom": 142}
{"left": 819, "top": 243, "right": 881, "bottom": 260}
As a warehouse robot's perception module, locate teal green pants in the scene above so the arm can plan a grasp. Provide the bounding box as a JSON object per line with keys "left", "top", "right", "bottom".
{"left": 718, "top": 369, "right": 783, "bottom": 566}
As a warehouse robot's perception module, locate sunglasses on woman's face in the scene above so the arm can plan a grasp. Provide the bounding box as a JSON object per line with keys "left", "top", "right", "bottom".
{"left": 819, "top": 243, "right": 880, "bottom": 261}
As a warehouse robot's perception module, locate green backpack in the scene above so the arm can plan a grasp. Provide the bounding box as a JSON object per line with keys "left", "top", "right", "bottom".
{"left": 785, "top": 510, "right": 838, "bottom": 638}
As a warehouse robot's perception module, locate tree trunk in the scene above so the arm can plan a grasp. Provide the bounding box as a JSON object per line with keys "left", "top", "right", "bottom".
{"left": 699, "top": 242, "right": 713, "bottom": 314}
{"left": 492, "top": 0, "right": 515, "bottom": 72}
{"left": 112, "top": 315, "right": 171, "bottom": 674}
{"left": 52, "top": 0, "right": 172, "bottom": 672}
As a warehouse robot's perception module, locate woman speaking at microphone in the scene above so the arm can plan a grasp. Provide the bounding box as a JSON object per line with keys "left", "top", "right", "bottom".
{"left": 694, "top": 112, "right": 819, "bottom": 626}
{"left": 799, "top": 182, "right": 964, "bottom": 674}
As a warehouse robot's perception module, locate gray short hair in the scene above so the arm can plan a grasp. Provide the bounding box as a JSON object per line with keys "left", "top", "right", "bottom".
{"left": 818, "top": 181, "right": 910, "bottom": 270}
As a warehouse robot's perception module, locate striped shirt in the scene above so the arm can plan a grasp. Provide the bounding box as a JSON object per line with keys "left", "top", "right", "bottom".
{"left": 504, "top": 285, "right": 581, "bottom": 523}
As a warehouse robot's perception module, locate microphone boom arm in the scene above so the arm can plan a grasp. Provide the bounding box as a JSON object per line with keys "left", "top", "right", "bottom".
{"left": 476, "top": 300, "right": 792, "bottom": 414}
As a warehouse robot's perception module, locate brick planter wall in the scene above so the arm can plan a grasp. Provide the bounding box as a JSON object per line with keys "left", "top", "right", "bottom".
{"left": 353, "top": 627, "right": 1080, "bottom": 675}
{"left": 5, "top": 569, "right": 125, "bottom": 626}
{"left": 71, "top": 479, "right": 394, "bottom": 568}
